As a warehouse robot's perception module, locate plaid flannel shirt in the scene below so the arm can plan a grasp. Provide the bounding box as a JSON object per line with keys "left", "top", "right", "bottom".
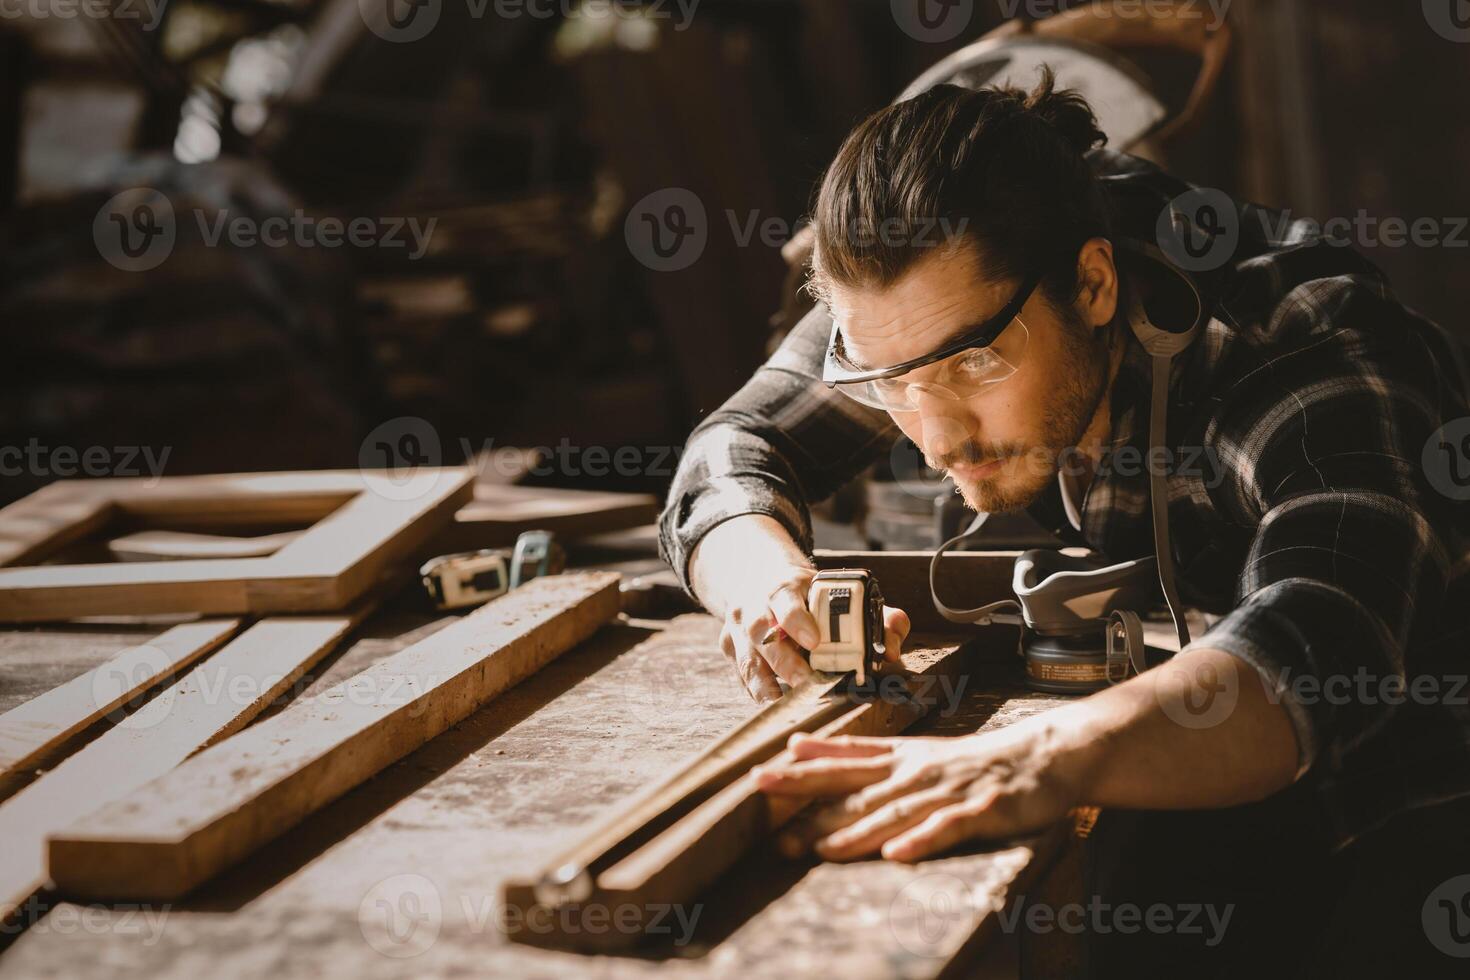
{"left": 658, "top": 150, "right": 1470, "bottom": 847}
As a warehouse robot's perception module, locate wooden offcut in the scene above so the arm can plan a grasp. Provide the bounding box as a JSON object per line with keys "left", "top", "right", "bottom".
{"left": 0, "top": 468, "right": 472, "bottom": 622}
{"left": 502, "top": 635, "right": 984, "bottom": 951}
{"left": 48, "top": 572, "right": 622, "bottom": 900}
{"left": 0, "top": 618, "right": 242, "bottom": 786}
{"left": 0, "top": 607, "right": 369, "bottom": 922}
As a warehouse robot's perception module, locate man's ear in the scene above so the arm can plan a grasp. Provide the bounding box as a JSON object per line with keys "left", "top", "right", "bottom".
{"left": 1076, "top": 238, "right": 1118, "bottom": 330}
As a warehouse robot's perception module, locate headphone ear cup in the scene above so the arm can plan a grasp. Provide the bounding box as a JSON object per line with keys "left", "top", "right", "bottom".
{"left": 1128, "top": 302, "right": 1198, "bottom": 357}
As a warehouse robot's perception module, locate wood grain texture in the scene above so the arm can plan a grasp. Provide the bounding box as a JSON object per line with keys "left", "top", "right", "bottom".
{"left": 0, "top": 607, "right": 369, "bottom": 924}
{"left": 0, "top": 469, "right": 472, "bottom": 622}
{"left": 0, "top": 618, "right": 243, "bottom": 783}
{"left": 48, "top": 572, "right": 623, "bottom": 901}
{"left": 432, "top": 483, "right": 658, "bottom": 552}
{"left": 504, "top": 636, "right": 983, "bottom": 951}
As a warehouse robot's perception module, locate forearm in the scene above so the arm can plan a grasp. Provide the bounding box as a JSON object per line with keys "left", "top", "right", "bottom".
{"left": 1041, "top": 646, "right": 1301, "bottom": 810}
{"left": 689, "top": 514, "right": 812, "bottom": 616}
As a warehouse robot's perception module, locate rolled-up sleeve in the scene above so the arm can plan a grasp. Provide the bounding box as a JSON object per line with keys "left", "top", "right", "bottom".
{"left": 658, "top": 304, "right": 898, "bottom": 594}
{"left": 1185, "top": 280, "right": 1460, "bottom": 839}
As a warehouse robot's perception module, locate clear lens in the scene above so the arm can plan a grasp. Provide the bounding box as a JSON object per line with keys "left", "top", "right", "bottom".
{"left": 834, "top": 319, "right": 1027, "bottom": 412}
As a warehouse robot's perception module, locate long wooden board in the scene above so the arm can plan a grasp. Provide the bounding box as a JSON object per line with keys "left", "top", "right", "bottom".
{"left": 0, "top": 606, "right": 370, "bottom": 923}
{"left": 502, "top": 635, "right": 982, "bottom": 950}
{"left": 432, "top": 483, "right": 658, "bottom": 552}
{"left": 0, "top": 469, "right": 472, "bottom": 622}
{"left": 0, "top": 618, "right": 243, "bottom": 786}
{"left": 48, "top": 572, "right": 623, "bottom": 900}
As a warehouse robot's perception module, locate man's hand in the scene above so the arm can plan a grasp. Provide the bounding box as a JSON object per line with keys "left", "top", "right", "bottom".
{"left": 754, "top": 724, "right": 1091, "bottom": 862}
{"left": 689, "top": 515, "right": 910, "bottom": 702}
{"left": 755, "top": 647, "right": 1302, "bottom": 863}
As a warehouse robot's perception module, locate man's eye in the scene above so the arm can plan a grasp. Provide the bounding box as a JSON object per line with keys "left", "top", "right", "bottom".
{"left": 951, "top": 348, "right": 1000, "bottom": 379}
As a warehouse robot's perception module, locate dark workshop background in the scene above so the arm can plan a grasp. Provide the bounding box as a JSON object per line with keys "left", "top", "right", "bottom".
{"left": 2, "top": 0, "right": 1467, "bottom": 507}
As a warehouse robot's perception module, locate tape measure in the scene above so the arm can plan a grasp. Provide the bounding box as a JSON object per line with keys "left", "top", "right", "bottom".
{"left": 805, "top": 568, "right": 887, "bottom": 684}
{"left": 419, "top": 530, "right": 565, "bottom": 611}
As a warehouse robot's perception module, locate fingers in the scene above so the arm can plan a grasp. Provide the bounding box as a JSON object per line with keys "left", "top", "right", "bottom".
{"left": 754, "top": 753, "right": 893, "bottom": 796}
{"left": 882, "top": 800, "right": 990, "bottom": 862}
{"left": 720, "top": 624, "right": 782, "bottom": 703}
{"left": 882, "top": 606, "right": 911, "bottom": 663}
{"left": 768, "top": 585, "right": 820, "bottom": 650}
{"left": 758, "top": 633, "right": 816, "bottom": 687}
{"left": 776, "top": 768, "right": 935, "bottom": 856}
{"left": 815, "top": 785, "right": 964, "bottom": 860}
{"left": 789, "top": 732, "right": 897, "bottom": 760}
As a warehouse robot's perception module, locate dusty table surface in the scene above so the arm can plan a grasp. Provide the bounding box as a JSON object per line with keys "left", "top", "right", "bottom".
{"left": 0, "top": 590, "right": 1073, "bottom": 980}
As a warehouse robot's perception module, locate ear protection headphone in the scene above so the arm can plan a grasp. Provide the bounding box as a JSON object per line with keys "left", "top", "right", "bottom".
{"left": 928, "top": 213, "right": 1207, "bottom": 690}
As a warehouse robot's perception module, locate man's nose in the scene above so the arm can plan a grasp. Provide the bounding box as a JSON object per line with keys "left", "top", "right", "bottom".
{"left": 910, "top": 388, "right": 974, "bottom": 460}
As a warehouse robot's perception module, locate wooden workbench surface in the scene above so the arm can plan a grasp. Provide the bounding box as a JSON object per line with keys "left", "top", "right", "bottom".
{"left": 0, "top": 587, "right": 1072, "bottom": 979}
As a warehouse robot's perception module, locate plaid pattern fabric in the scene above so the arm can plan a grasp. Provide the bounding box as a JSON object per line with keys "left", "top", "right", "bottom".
{"left": 658, "top": 150, "right": 1470, "bottom": 847}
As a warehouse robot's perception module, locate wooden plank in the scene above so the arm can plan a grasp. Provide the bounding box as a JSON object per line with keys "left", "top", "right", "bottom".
{"left": 433, "top": 483, "right": 659, "bottom": 552}
{"left": 107, "top": 530, "right": 302, "bottom": 560}
{"left": 513, "top": 662, "right": 860, "bottom": 905}
{"left": 503, "top": 635, "right": 983, "bottom": 951}
{"left": 0, "top": 606, "right": 371, "bottom": 923}
{"left": 0, "top": 618, "right": 243, "bottom": 785}
{"left": 48, "top": 572, "right": 623, "bottom": 900}
{"left": 0, "top": 469, "right": 472, "bottom": 622}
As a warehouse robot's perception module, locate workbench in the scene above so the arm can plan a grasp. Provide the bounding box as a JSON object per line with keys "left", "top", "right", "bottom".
{"left": 0, "top": 537, "right": 1115, "bottom": 979}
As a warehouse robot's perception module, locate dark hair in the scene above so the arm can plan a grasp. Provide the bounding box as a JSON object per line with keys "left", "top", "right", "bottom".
{"left": 809, "top": 70, "right": 1109, "bottom": 313}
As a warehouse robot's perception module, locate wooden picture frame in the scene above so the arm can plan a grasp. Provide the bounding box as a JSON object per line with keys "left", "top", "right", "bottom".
{"left": 0, "top": 469, "right": 473, "bottom": 622}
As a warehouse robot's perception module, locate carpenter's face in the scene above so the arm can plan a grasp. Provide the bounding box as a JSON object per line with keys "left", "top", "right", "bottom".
{"left": 826, "top": 240, "right": 1118, "bottom": 513}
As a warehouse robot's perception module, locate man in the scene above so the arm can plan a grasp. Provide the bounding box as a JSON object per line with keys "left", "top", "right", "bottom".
{"left": 658, "top": 76, "right": 1470, "bottom": 967}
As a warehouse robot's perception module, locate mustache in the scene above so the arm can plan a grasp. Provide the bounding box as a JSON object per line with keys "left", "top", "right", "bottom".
{"left": 927, "top": 440, "right": 1025, "bottom": 471}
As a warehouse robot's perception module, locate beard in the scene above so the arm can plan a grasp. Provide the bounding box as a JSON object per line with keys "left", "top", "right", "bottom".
{"left": 929, "top": 315, "right": 1111, "bottom": 514}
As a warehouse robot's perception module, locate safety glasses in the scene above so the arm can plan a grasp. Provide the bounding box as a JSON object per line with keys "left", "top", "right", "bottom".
{"left": 822, "top": 271, "right": 1040, "bottom": 412}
